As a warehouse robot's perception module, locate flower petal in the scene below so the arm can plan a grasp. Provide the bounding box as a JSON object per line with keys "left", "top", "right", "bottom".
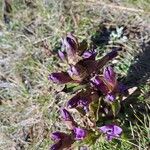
{"left": 103, "top": 66, "right": 116, "bottom": 85}
{"left": 67, "top": 65, "right": 87, "bottom": 82}
{"left": 50, "top": 141, "right": 62, "bottom": 150}
{"left": 49, "top": 72, "right": 73, "bottom": 84}
{"left": 113, "top": 125, "right": 122, "bottom": 135}
{"left": 106, "top": 93, "right": 116, "bottom": 102}
{"left": 67, "top": 90, "right": 94, "bottom": 109}
{"left": 51, "top": 131, "right": 67, "bottom": 141}
{"left": 73, "top": 127, "right": 87, "bottom": 140}
{"left": 62, "top": 33, "right": 78, "bottom": 56}
{"left": 99, "top": 124, "right": 122, "bottom": 141}
{"left": 60, "top": 109, "right": 74, "bottom": 121}
{"left": 90, "top": 76, "right": 108, "bottom": 94}
{"left": 82, "top": 49, "right": 97, "bottom": 60}
{"left": 58, "top": 50, "right": 67, "bottom": 62}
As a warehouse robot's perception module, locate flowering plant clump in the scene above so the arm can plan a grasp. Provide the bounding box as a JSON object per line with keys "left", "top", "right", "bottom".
{"left": 49, "top": 33, "right": 129, "bottom": 150}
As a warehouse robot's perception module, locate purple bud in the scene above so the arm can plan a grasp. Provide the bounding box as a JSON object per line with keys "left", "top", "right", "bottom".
{"left": 48, "top": 72, "right": 73, "bottom": 84}
{"left": 67, "top": 93, "right": 80, "bottom": 108}
{"left": 99, "top": 125, "right": 122, "bottom": 141}
{"left": 58, "top": 50, "right": 67, "bottom": 62}
{"left": 67, "top": 66, "right": 79, "bottom": 77}
{"left": 90, "top": 76, "right": 108, "bottom": 94}
{"left": 51, "top": 132, "right": 67, "bottom": 141}
{"left": 103, "top": 66, "right": 116, "bottom": 85}
{"left": 67, "top": 65, "right": 86, "bottom": 82}
{"left": 73, "top": 127, "right": 87, "bottom": 140}
{"left": 60, "top": 109, "right": 74, "bottom": 121}
{"left": 82, "top": 49, "right": 97, "bottom": 60}
{"left": 107, "top": 50, "right": 118, "bottom": 60}
{"left": 62, "top": 33, "right": 78, "bottom": 57}
{"left": 50, "top": 141, "right": 62, "bottom": 150}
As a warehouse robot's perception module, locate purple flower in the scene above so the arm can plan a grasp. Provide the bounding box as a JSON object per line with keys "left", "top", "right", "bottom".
{"left": 67, "top": 66, "right": 79, "bottom": 77}
{"left": 82, "top": 49, "right": 97, "bottom": 60}
{"left": 58, "top": 50, "right": 67, "bottom": 62}
{"left": 60, "top": 109, "right": 74, "bottom": 121}
{"left": 67, "top": 90, "right": 97, "bottom": 110}
{"left": 67, "top": 65, "right": 86, "bottom": 82}
{"left": 73, "top": 127, "right": 87, "bottom": 140}
{"left": 50, "top": 141, "right": 62, "bottom": 150}
{"left": 60, "top": 108, "right": 77, "bottom": 130}
{"left": 51, "top": 131, "right": 68, "bottom": 141}
{"left": 99, "top": 125, "right": 122, "bottom": 141}
{"left": 48, "top": 72, "right": 73, "bottom": 84}
{"left": 67, "top": 92, "right": 89, "bottom": 109}
{"left": 50, "top": 132, "right": 74, "bottom": 150}
{"left": 90, "top": 76, "right": 108, "bottom": 94}
{"left": 61, "top": 33, "right": 78, "bottom": 57}
{"left": 103, "top": 66, "right": 116, "bottom": 86}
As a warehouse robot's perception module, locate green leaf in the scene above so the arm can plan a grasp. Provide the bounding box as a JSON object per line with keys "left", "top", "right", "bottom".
{"left": 83, "top": 131, "right": 100, "bottom": 145}
{"left": 111, "top": 100, "right": 121, "bottom": 116}
{"left": 62, "top": 83, "right": 86, "bottom": 93}
{"left": 89, "top": 98, "right": 101, "bottom": 122}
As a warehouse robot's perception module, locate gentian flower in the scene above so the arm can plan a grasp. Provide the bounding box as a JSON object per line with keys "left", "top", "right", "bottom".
{"left": 61, "top": 32, "right": 79, "bottom": 56}
{"left": 104, "top": 66, "right": 116, "bottom": 85}
{"left": 99, "top": 124, "right": 122, "bottom": 141}
{"left": 60, "top": 108, "right": 77, "bottom": 130}
{"left": 82, "top": 49, "right": 97, "bottom": 60}
{"left": 91, "top": 66, "right": 128, "bottom": 102}
{"left": 67, "top": 90, "right": 99, "bottom": 111}
{"left": 59, "top": 33, "right": 81, "bottom": 65}
{"left": 90, "top": 76, "right": 109, "bottom": 94}
{"left": 58, "top": 50, "right": 67, "bottom": 62}
{"left": 50, "top": 141, "right": 62, "bottom": 150}
{"left": 51, "top": 131, "right": 68, "bottom": 141}
{"left": 73, "top": 127, "right": 87, "bottom": 140}
{"left": 50, "top": 131, "right": 74, "bottom": 150}
{"left": 60, "top": 108, "right": 74, "bottom": 121}
{"left": 49, "top": 49, "right": 118, "bottom": 85}
{"left": 67, "top": 65, "right": 87, "bottom": 82}
{"left": 48, "top": 72, "right": 73, "bottom": 84}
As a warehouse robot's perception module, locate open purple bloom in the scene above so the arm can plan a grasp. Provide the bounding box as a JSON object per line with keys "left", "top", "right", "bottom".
{"left": 99, "top": 125, "right": 122, "bottom": 141}
{"left": 73, "top": 127, "right": 87, "bottom": 140}
{"left": 48, "top": 72, "right": 73, "bottom": 84}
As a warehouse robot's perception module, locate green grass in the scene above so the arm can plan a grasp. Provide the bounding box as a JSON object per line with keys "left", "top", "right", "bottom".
{"left": 0, "top": 0, "right": 150, "bottom": 149}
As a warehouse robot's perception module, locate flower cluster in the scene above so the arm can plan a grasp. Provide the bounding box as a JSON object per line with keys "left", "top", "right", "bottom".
{"left": 49, "top": 33, "right": 128, "bottom": 149}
